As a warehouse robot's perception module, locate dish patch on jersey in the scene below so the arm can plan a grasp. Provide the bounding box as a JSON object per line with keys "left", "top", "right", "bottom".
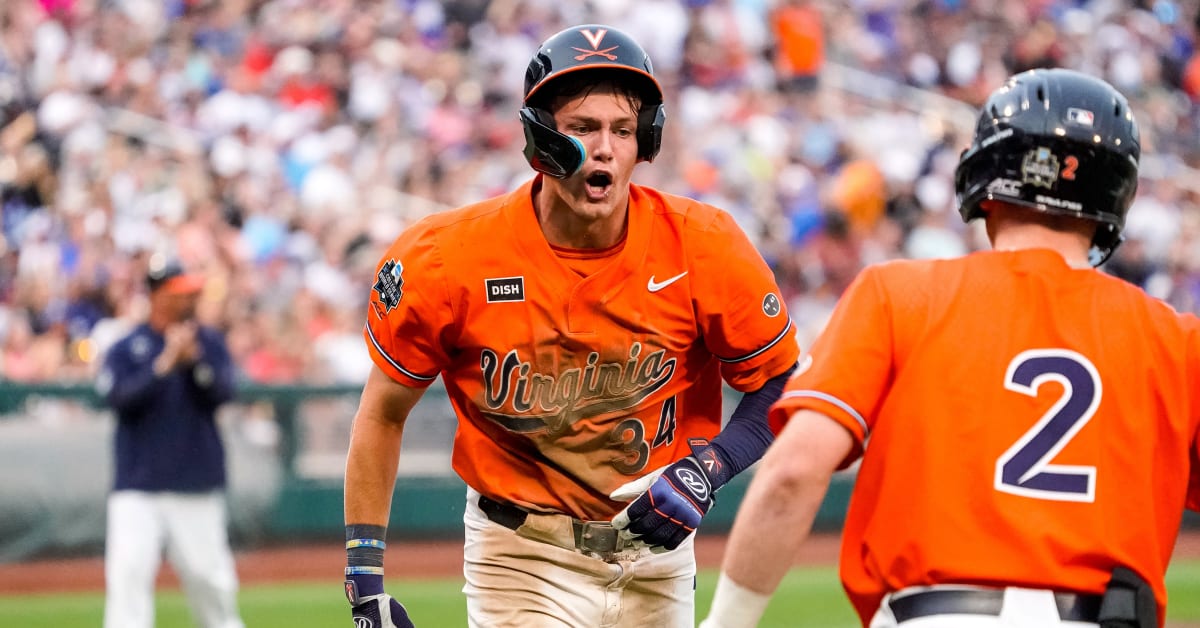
{"left": 486, "top": 277, "right": 525, "bottom": 302}
{"left": 1021, "top": 146, "right": 1059, "bottom": 189}
{"left": 762, "top": 293, "right": 782, "bottom": 317}
{"left": 372, "top": 259, "right": 404, "bottom": 314}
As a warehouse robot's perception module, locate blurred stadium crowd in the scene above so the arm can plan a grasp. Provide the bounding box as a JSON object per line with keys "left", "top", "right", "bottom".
{"left": 1, "top": 0, "right": 1199, "bottom": 385}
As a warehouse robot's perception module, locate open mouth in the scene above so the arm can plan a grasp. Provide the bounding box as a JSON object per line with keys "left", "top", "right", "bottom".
{"left": 584, "top": 172, "right": 613, "bottom": 200}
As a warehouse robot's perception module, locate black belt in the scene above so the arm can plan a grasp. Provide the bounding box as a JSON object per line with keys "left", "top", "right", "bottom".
{"left": 890, "top": 589, "right": 1103, "bottom": 624}
{"left": 477, "top": 495, "right": 637, "bottom": 556}
{"left": 477, "top": 494, "right": 529, "bottom": 530}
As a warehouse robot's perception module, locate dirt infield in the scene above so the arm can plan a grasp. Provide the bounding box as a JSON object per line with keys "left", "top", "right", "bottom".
{"left": 0, "top": 532, "right": 840, "bottom": 594}
{"left": 2, "top": 531, "right": 1198, "bottom": 595}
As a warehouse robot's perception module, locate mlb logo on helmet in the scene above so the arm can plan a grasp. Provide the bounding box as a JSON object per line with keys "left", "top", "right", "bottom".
{"left": 1067, "top": 107, "right": 1095, "bottom": 127}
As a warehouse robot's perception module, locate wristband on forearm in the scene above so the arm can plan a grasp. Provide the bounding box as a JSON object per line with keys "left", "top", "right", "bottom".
{"left": 345, "top": 524, "right": 387, "bottom": 598}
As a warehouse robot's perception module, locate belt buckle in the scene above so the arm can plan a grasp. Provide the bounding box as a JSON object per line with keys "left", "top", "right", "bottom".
{"left": 577, "top": 521, "right": 620, "bottom": 555}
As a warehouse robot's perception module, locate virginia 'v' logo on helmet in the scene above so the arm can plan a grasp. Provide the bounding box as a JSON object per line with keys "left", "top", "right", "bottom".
{"left": 518, "top": 24, "right": 667, "bottom": 178}
{"left": 954, "top": 68, "right": 1140, "bottom": 265}
{"left": 573, "top": 28, "right": 617, "bottom": 60}
{"left": 579, "top": 28, "right": 608, "bottom": 49}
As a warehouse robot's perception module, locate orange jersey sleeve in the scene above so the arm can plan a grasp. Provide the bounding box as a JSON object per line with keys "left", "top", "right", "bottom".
{"left": 768, "top": 262, "right": 890, "bottom": 464}
{"left": 364, "top": 180, "right": 798, "bottom": 520}
{"left": 770, "top": 249, "right": 1200, "bottom": 625}
{"left": 666, "top": 192, "right": 800, "bottom": 392}
{"left": 364, "top": 215, "right": 459, "bottom": 387}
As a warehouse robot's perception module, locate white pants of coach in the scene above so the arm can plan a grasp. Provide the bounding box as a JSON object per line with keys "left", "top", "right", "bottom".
{"left": 104, "top": 490, "right": 244, "bottom": 628}
{"left": 462, "top": 487, "right": 696, "bottom": 628}
{"left": 871, "top": 586, "right": 1099, "bottom": 628}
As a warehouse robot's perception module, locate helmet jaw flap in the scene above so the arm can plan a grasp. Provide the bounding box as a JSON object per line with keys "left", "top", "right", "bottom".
{"left": 954, "top": 68, "right": 1140, "bottom": 265}
{"left": 519, "top": 107, "right": 587, "bottom": 179}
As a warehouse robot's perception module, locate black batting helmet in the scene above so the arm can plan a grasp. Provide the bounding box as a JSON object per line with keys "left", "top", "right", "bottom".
{"left": 519, "top": 25, "right": 666, "bottom": 178}
{"left": 954, "top": 68, "right": 1140, "bottom": 265}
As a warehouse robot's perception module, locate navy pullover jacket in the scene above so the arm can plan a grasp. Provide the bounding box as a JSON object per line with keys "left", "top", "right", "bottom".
{"left": 98, "top": 323, "right": 236, "bottom": 492}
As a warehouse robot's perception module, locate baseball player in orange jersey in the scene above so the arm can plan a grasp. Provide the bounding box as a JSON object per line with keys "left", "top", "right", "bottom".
{"left": 341, "top": 24, "right": 799, "bottom": 628}
{"left": 702, "top": 69, "right": 1200, "bottom": 628}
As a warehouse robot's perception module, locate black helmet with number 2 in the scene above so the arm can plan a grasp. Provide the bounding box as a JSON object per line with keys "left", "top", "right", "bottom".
{"left": 954, "top": 68, "right": 1140, "bottom": 265}
{"left": 519, "top": 24, "right": 666, "bottom": 179}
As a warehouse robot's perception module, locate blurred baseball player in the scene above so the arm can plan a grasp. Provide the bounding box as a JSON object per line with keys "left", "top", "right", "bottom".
{"left": 341, "top": 24, "right": 799, "bottom": 628}
{"left": 702, "top": 69, "right": 1200, "bottom": 628}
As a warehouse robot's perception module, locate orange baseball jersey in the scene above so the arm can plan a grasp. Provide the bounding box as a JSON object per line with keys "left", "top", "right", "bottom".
{"left": 769, "top": 249, "right": 1200, "bottom": 626}
{"left": 366, "top": 178, "right": 798, "bottom": 520}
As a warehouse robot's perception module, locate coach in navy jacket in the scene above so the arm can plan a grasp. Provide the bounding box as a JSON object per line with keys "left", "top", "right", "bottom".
{"left": 97, "top": 257, "right": 245, "bottom": 628}
{"left": 100, "top": 273, "right": 235, "bottom": 491}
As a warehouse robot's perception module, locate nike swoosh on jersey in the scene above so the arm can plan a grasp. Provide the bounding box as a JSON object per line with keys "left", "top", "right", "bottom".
{"left": 647, "top": 271, "right": 688, "bottom": 292}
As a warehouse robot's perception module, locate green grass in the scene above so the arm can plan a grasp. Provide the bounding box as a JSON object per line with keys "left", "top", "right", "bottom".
{"left": 1167, "top": 560, "right": 1200, "bottom": 619}
{"left": 1, "top": 562, "right": 1197, "bottom": 627}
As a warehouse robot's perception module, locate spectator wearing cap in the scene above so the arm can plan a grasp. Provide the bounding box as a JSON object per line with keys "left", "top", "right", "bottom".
{"left": 96, "top": 257, "right": 244, "bottom": 628}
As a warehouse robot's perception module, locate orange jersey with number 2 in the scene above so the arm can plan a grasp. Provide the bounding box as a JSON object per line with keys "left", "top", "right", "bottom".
{"left": 366, "top": 178, "right": 798, "bottom": 521}
{"left": 770, "top": 249, "right": 1200, "bottom": 625}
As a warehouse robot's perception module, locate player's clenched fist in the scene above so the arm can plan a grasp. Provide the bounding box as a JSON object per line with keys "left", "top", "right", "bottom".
{"left": 611, "top": 439, "right": 719, "bottom": 551}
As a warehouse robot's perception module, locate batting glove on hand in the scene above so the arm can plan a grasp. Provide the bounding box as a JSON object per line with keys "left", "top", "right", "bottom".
{"left": 610, "top": 439, "right": 717, "bottom": 551}
{"left": 345, "top": 576, "right": 415, "bottom": 628}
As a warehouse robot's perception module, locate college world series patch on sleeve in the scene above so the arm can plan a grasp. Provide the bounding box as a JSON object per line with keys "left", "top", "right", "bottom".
{"left": 372, "top": 259, "right": 404, "bottom": 314}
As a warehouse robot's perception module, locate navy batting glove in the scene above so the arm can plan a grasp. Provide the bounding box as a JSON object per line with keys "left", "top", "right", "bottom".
{"left": 345, "top": 574, "right": 415, "bottom": 628}
{"left": 611, "top": 440, "right": 717, "bottom": 551}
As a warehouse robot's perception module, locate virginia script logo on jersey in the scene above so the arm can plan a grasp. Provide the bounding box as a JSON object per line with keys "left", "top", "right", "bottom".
{"left": 371, "top": 259, "right": 404, "bottom": 316}
{"left": 477, "top": 343, "right": 677, "bottom": 435}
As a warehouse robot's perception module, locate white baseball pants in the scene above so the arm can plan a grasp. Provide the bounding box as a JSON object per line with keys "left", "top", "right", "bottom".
{"left": 104, "top": 490, "right": 244, "bottom": 628}
{"left": 462, "top": 487, "right": 697, "bottom": 628}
